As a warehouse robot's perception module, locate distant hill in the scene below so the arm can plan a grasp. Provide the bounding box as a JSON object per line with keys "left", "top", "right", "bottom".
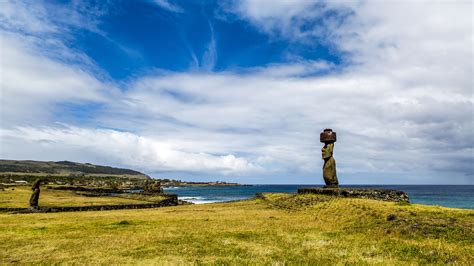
{"left": 0, "top": 160, "right": 150, "bottom": 183}
{"left": 0, "top": 160, "right": 241, "bottom": 188}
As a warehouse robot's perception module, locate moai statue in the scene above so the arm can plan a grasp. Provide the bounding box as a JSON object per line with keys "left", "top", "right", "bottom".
{"left": 144, "top": 180, "right": 163, "bottom": 193}
{"left": 150, "top": 181, "right": 163, "bottom": 193}
{"left": 320, "top": 129, "right": 339, "bottom": 188}
{"left": 143, "top": 180, "right": 151, "bottom": 191}
{"left": 29, "top": 179, "right": 41, "bottom": 209}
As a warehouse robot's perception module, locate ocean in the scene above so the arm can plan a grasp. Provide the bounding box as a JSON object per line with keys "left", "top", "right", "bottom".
{"left": 163, "top": 185, "right": 474, "bottom": 209}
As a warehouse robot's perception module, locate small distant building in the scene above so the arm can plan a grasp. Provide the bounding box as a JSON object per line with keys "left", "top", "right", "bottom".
{"left": 14, "top": 180, "right": 28, "bottom": 184}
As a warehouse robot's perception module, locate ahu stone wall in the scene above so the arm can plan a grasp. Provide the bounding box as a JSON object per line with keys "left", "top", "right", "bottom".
{"left": 298, "top": 187, "right": 409, "bottom": 203}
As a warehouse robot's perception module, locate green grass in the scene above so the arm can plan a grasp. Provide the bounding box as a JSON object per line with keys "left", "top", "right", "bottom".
{"left": 0, "top": 193, "right": 472, "bottom": 264}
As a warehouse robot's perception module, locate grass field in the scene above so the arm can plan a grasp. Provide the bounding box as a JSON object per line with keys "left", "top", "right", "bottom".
{"left": 0, "top": 193, "right": 473, "bottom": 264}
{"left": 0, "top": 186, "right": 154, "bottom": 208}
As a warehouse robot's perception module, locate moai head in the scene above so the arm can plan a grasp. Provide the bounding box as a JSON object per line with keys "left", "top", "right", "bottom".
{"left": 31, "top": 178, "right": 42, "bottom": 190}
{"left": 152, "top": 181, "right": 161, "bottom": 191}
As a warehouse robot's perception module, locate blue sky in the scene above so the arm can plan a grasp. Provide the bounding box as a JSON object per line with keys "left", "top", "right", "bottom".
{"left": 67, "top": 0, "right": 342, "bottom": 79}
{"left": 0, "top": 0, "right": 473, "bottom": 184}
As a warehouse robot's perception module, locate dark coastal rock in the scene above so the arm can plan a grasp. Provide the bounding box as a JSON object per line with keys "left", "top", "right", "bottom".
{"left": 297, "top": 187, "right": 409, "bottom": 203}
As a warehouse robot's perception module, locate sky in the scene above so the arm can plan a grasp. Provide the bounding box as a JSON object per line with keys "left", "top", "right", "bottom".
{"left": 0, "top": 0, "right": 472, "bottom": 184}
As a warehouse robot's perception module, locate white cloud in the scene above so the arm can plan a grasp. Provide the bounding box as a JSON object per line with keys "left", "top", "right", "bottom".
{"left": 114, "top": 66, "right": 472, "bottom": 178}
{"left": 0, "top": 1, "right": 53, "bottom": 33}
{"left": 152, "top": 0, "right": 184, "bottom": 13}
{"left": 0, "top": 0, "right": 116, "bottom": 127}
{"left": 217, "top": 0, "right": 473, "bottom": 180}
{"left": 225, "top": 0, "right": 323, "bottom": 40}
{"left": 0, "top": 32, "right": 113, "bottom": 127}
{"left": 256, "top": 60, "right": 334, "bottom": 77}
{"left": 0, "top": 126, "right": 261, "bottom": 175}
{"left": 0, "top": 0, "right": 108, "bottom": 35}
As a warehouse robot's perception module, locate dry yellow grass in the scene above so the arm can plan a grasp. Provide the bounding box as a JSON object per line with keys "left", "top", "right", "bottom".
{"left": 0, "top": 186, "right": 151, "bottom": 208}
{"left": 0, "top": 193, "right": 472, "bottom": 264}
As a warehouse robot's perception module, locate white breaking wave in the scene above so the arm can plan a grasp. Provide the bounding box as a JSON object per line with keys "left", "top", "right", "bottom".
{"left": 179, "top": 196, "right": 226, "bottom": 204}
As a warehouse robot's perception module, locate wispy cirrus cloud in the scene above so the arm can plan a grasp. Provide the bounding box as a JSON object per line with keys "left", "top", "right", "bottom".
{"left": 152, "top": 0, "right": 184, "bottom": 13}
{"left": 0, "top": 0, "right": 110, "bottom": 36}
{"left": 0, "top": 0, "right": 115, "bottom": 127}
{"left": 0, "top": 32, "right": 112, "bottom": 127}
{"left": 202, "top": 20, "right": 217, "bottom": 71}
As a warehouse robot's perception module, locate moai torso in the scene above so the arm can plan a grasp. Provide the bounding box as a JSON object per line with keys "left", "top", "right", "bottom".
{"left": 322, "top": 143, "right": 338, "bottom": 187}
{"left": 29, "top": 179, "right": 41, "bottom": 209}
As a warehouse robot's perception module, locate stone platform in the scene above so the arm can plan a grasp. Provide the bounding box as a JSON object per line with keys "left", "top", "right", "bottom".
{"left": 297, "top": 187, "right": 409, "bottom": 203}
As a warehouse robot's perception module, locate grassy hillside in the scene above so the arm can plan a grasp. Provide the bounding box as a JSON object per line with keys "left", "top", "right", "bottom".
{"left": 0, "top": 193, "right": 472, "bottom": 264}
{"left": 0, "top": 160, "right": 150, "bottom": 187}
{"left": 0, "top": 160, "right": 149, "bottom": 178}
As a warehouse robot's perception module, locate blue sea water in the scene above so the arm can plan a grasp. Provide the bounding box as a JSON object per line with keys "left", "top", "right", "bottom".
{"left": 163, "top": 185, "right": 474, "bottom": 209}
